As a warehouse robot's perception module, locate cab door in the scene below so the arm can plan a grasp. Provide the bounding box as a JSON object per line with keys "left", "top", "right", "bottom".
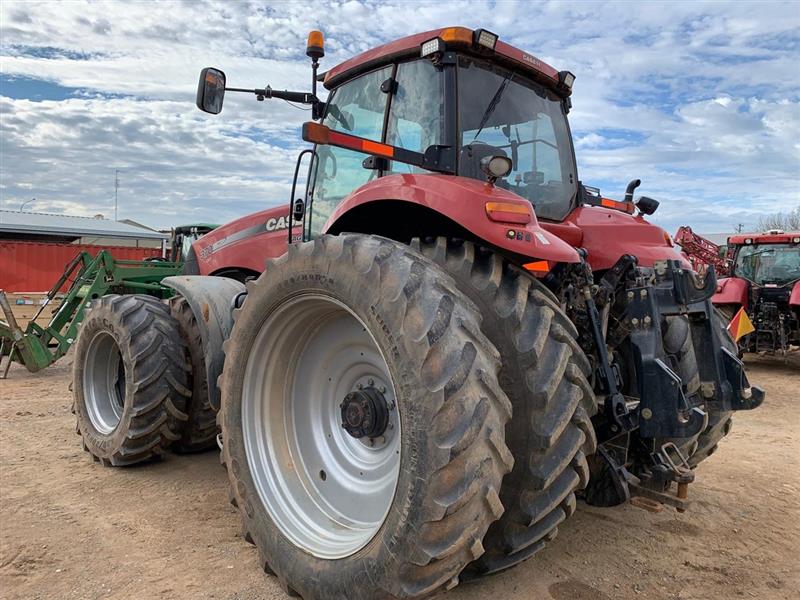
{"left": 305, "top": 59, "right": 447, "bottom": 239}
{"left": 306, "top": 66, "right": 393, "bottom": 239}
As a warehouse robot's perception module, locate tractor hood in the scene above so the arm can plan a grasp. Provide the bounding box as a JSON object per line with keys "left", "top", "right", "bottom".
{"left": 542, "top": 206, "right": 689, "bottom": 272}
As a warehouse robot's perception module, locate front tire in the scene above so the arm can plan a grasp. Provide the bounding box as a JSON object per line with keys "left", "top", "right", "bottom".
{"left": 414, "top": 238, "right": 597, "bottom": 578}
{"left": 219, "top": 235, "right": 513, "bottom": 599}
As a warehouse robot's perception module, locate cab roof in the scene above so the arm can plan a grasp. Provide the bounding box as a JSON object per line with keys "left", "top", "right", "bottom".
{"left": 323, "top": 27, "right": 563, "bottom": 92}
{"left": 729, "top": 231, "right": 800, "bottom": 245}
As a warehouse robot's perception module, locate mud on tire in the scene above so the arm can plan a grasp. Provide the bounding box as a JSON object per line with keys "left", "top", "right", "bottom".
{"left": 72, "top": 294, "right": 190, "bottom": 466}
{"left": 414, "top": 237, "right": 597, "bottom": 578}
{"left": 170, "top": 295, "right": 217, "bottom": 453}
{"left": 219, "top": 234, "right": 513, "bottom": 600}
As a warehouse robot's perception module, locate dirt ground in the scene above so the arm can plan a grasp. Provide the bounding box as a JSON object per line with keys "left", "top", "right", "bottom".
{"left": 1, "top": 354, "right": 798, "bottom": 600}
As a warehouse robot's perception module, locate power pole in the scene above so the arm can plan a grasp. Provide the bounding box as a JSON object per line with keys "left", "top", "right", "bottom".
{"left": 735, "top": 223, "right": 744, "bottom": 233}
{"left": 114, "top": 169, "right": 119, "bottom": 221}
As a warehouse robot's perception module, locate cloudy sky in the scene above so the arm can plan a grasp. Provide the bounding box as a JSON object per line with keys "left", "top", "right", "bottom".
{"left": 1, "top": 0, "right": 798, "bottom": 234}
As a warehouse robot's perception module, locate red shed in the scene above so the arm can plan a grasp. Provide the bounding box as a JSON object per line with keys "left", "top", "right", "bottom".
{"left": 0, "top": 210, "right": 167, "bottom": 293}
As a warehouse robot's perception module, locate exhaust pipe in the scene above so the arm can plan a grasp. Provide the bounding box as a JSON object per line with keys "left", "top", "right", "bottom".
{"left": 624, "top": 179, "right": 641, "bottom": 202}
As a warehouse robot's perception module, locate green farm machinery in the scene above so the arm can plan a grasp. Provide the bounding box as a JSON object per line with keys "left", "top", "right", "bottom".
{"left": 0, "top": 250, "right": 183, "bottom": 377}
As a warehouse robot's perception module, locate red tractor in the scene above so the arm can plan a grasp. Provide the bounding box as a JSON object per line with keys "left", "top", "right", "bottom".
{"left": 713, "top": 230, "right": 800, "bottom": 355}
{"left": 70, "top": 28, "right": 763, "bottom": 600}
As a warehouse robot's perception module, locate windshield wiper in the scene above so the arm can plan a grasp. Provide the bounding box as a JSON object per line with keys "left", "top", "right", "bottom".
{"left": 471, "top": 71, "right": 515, "bottom": 143}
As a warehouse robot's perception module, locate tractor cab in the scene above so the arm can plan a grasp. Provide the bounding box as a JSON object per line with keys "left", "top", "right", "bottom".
{"left": 300, "top": 28, "right": 580, "bottom": 238}
{"left": 729, "top": 231, "right": 800, "bottom": 288}
{"left": 304, "top": 32, "right": 578, "bottom": 235}
{"left": 169, "top": 223, "right": 217, "bottom": 262}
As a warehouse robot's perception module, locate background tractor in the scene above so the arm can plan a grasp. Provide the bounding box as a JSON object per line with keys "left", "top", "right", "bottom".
{"left": 713, "top": 230, "right": 800, "bottom": 355}
{"left": 69, "top": 27, "right": 763, "bottom": 600}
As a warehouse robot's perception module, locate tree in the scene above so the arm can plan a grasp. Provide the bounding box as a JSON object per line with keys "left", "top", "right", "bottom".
{"left": 757, "top": 205, "right": 800, "bottom": 231}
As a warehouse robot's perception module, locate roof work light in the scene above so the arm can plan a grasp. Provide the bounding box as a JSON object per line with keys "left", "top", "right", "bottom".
{"left": 558, "top": 70, "right": 576, "bottom": 90}
{"left": 421, "top": 37, "right": 446, "bottom": 57}
{"left": 473, "top": 28, "right": 499, "bottom": 50}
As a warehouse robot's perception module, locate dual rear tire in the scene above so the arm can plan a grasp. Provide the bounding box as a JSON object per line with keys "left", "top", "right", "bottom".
{"left": 72, "top": 294, "right": 191, "bottom": 465}
{"left": 218, "top": 235, "right": 597, "bottom": 598}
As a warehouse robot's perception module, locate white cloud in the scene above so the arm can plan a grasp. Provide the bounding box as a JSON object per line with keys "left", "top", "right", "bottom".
{"left": 0, "top": 0, "right": 799, "bottom": 233}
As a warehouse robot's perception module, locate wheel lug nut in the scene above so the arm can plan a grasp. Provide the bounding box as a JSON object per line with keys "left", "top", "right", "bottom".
{"left": 357, "top": 383, "right": 363, "bottom": 390}
{"left": 368, "top": 378, "right": 374, "bottom": 386}
{"left": 380, "top": 386, "right": 386, "bottom": 393}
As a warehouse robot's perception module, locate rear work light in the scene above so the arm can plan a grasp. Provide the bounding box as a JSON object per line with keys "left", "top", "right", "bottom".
{"left": 473, "top": 28, "right": 498, "bottom": 50}
{"left": 485, "top": 201, "right": 532, "bottom": 224}
{"left": 559, "top": 71, "right": 576, "bottom": 89}
{"left": 422, "top": 28, "right": 498, "bottom": 57}
{"left": 421, "top": 37, "right": 445, "bottom": 57}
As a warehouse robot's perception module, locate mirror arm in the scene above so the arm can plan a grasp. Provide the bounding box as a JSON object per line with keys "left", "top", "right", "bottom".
{"left": 224, "top": 86, "right": 318, "bottom": 105}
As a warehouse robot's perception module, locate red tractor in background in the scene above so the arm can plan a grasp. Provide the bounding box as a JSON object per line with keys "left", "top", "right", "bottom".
{"left": 713, "top": 230, "right": 800, "bottom": 355}
{"left": 70, "top": 27, "right": 764, "bottom": 600}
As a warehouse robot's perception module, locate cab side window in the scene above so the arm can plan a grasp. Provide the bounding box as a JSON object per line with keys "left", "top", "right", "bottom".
{"left": 309, "top": 67, "right": 392, "bottom": 237}
{"left": 385, "top": 60, "right": 444, "bottom": 173}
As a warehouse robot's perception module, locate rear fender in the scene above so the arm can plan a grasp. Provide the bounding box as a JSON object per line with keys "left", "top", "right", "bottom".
{"left": 324, "top": 173, "right": 580, "bottom": 264}
{"left": 712, "top": 277, "right": 749, "bottom": 310}
{"left": 161, "top": 276, "right": 246, "bottom": 411}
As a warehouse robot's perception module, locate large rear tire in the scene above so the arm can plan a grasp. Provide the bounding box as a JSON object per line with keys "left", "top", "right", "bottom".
{"left": 170, "top": 295, "right": 217, "bottom": 453}
{"left": 219, "top": 235, "right": 513, "bottom": 599}
{"left": 72, "top": 294, "right": 190, "bottom": 466}
{"left": 414, "top": 237, "right": 597, "bottom": 578}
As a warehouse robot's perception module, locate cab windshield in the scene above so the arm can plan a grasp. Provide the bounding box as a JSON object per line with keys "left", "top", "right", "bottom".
{"left": 735, "top": 244, "right": 800, "bottom": 286}
{"left": 457, "top": 55, "right": 577, "bottom": 222}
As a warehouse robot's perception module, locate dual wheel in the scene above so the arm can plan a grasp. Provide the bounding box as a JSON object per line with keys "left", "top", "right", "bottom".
{"left": 72, "top": 294, "right": 222, "bottom": 465}
{"left": 219, "top": 235, "right": 596, "bottom": 599}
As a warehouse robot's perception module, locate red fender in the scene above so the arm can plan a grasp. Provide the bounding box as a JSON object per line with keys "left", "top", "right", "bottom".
{"left": 193, "top": 206, "right": 299, "bottom": 276}
{"left": 325, "top": 173, "right": 580, "bottom": 263}
{"left": 790, "top": 281, "right": 800, "bottom": 308}
{"left": 712, "top": 277, "right": 749, "bottom": 310}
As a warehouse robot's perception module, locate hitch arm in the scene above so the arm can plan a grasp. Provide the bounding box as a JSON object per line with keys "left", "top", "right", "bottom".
{"left": 582, "top": 287, "right": 637, "bottom": 438}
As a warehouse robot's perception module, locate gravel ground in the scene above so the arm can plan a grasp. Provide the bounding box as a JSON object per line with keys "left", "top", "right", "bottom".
{"left": 1, "top": 354, "right": 798, "bottom": 600}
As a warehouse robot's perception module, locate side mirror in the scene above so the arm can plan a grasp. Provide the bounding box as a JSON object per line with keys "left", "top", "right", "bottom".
{"left": 635, "top": 196, "right": 660, "bottom": 216}
{"left": 196, "top": 67, "right": 226, "bottom": 114}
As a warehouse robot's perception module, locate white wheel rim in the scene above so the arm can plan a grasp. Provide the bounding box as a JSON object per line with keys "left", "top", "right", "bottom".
{"left": 241, "top": 294, "right": 401, "bottom": 559}
{"left": 83, "top": 330, "right": 125, "bottom": 434}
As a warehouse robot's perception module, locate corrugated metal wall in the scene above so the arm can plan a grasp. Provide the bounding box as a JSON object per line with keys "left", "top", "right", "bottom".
{"left": 0, "top": 241, "right": 162, "bottom": 293}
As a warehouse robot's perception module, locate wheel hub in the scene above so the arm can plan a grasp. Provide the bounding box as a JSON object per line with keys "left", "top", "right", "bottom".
{"left": 341, "top": 387, "right": 389, "bottom": 439}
